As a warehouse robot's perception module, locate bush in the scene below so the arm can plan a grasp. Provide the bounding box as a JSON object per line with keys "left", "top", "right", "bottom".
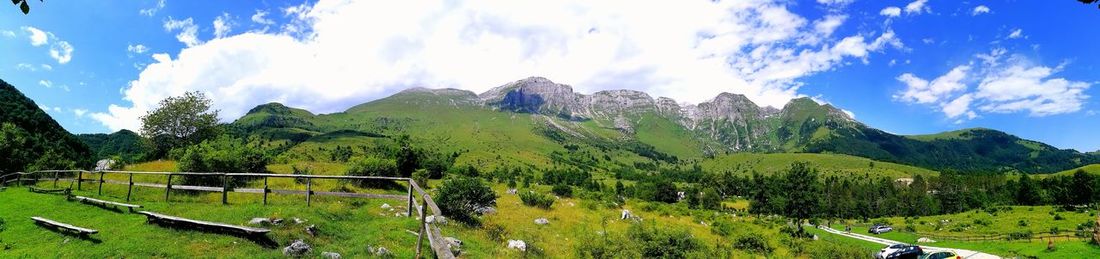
{"left": 483, "top": 222, "right": 508, "bottom": 242}
{"left": 176, "top": 136, "right": 269, "bottom": 188}
{"left": 0, "top": 217, "right": 5, "bottom": 232}
{"left": 292, "top": 163, "right": 312, "bottom": 184}
{"left": 344, "top": 156, "right": 398, "bottom": 188}
{"left": 1054, "top": 214, "right": 1065, "bottom": 220}
{"left": 519, "top": 191, "right": 555, "bottom": 209}
{"left": 436, "top": 177, "right": 496, "bottom": 225}
{"left": 627, "top": 223, "right": 701, "bottom": 258}
{"left": 551, "top": 184, "right": 573, "bottom": 197}
{"left": 412, "top": 168, "right": 430, "bottom": 188}
{"left": 1006, "top": 231, "right": 1033, "bottom": 241}
{"left": 1018, "top": 220, "right": 1029, "bottom": 227}
{"left": 733, "top": 234, "right": 773, "bottom": 254}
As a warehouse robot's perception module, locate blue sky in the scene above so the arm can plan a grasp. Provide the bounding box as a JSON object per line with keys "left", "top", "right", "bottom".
{"left": 1, "top": 0, "right": 1098, "bottom": 152}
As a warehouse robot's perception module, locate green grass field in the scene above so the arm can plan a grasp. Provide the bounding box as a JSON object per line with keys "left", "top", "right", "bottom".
{"left": 701, "top": 152, "right": 939, "bottom": 178}
{"left": 0, "top": 182, "right": 421, "bottom": 258}
{"left": 830, "top": 206, "right": 1100, "bottom": 258}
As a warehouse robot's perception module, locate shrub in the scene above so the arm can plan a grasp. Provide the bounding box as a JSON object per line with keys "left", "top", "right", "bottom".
{"left": 1018, "top": 220, "right": 1029, "bottom": 227}
{"left": 1054, "top": 214, "right": 1065, "bottom": 220}
{"left": 412, "top": 168, "right": 430, "bottom": 188}
{"left": 973, "top": 218, "right": 991, "bottom": 226}
{"left": 904, "top": 224, "right": 917, "bottom": 232}
{"left": 551, "top": 184, "right": 573, "bottom": 197}
{"left": 628, "top": 223, "right": 702, "bottom": 258}
{"left": 435, "top": 177, "right": 496, "bottom": 225}
{"left": 733, "top": 234, "right": 773, "bottom": 254}
{"left": 519, "top": 191, "right": 555, "bottom": 209}
{"left": 483, "top": 222, "right": 508, "bottom": 242}
{"left": 344, "top": 156, "right": 398, "bottom": 188}
{"left": 1006, "top": 231, "right": 1033, "bottom": 241}
{"left": 291, "top": 163, "right": 312, "bottom": 184}
{"left": 0, "top": 217, "right": 5, "bottom": 232}
{"left": 176, "top": 136, "right": 269, "bottom": 188}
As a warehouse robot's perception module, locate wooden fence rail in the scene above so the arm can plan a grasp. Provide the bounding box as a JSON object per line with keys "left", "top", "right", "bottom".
{"left": 1, "top": 170, "right": 455, "bottom": 259}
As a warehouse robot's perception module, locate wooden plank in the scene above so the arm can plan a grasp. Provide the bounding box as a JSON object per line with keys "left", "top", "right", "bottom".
{"left": 31, "top": 216, "right": 98, "bottom": 234}
{"left": 74, "top": 195, "right": 142, "bottom": 208}
{"left": 137, "top": 211, "right": 269, "bottom": 235}
{"left": 28, "top": 186, "right": 69, "bottom": 194}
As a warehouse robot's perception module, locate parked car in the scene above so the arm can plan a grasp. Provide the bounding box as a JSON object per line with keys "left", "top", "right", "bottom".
{"left": 919, "top": 251, "right": 960, "bottom": 259}
{"left": 884, "top": 245, "right": 922, "bottom": 259}
{"left": 875, "top": 244, "right": 909, "bottom": 259}
{"left": 869, "top": 225, "right": 893, "bottom": 234}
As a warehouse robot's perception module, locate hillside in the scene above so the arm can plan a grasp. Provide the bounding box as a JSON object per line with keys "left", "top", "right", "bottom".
{"left": 0, "top": 79, "right": 92, "bottom": 172}
{"left": 230, "top": 77, "right": 1096, "bottom": 174}
{"left": 78, "top": 129, "right": 149, "bottom": 162}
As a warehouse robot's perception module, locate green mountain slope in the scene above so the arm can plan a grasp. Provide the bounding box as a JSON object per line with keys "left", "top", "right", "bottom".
{"left": 77, "top": 129, "right": 149, "bottom": 161}
{"left": 0, "top": 79, "right": 92, "bottom": 172}
{"left": 231, "top": 77, "right": 1097, "bottom": 174}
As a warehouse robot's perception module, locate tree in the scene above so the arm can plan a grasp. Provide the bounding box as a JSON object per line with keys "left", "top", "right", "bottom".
{"left": 436, "top": 177, "right": 497, "bottom": 225}
{"left": 11, "top": 0, "right": 40, "bottom": 15}
{"left": 1072, "top": 170, "right": 1095, "bottom": 205}
{"left": 344, "top": 156, "right": 398, "bottom": 188}
{"left": 140, "top": 91, "right": 220, "bottom": 159}
{"left": 1016, "top": 173, "right": 1042, "bottom": 205}
{"left": 176, "top": 136, "right": 269, "bottom": 187}
{"left": 1081, "top": 0, "right": 1100, "bottom": 10}
{"left": 783, "top": 162, "right": 821, "bottom": 235}
{"left": 394, "top": 134, "right": 419, "bottom": 177}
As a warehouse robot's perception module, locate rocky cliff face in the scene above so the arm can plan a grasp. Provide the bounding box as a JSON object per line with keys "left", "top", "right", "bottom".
{"left": 477, "top": 77, "right": 856, "bottom": 152}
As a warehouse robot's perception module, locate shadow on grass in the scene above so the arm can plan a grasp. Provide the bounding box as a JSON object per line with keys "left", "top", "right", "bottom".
{"left": 33, "top": 222, "right": 103, "bottom": 244}
{"left": 143, "top": 218, "right": 280, "bottom": 249}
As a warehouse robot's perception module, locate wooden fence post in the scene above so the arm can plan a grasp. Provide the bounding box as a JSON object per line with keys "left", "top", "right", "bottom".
{"left": 16, "top": 174, "right": 22, "bottom": 187}
{"left": 306, "top": 178, "right": 312, "bottom": 207}
{"left": 98, "top": 172, "right": 105, "bottom": 195}
{"left": 222, "top": 174, "right": 229, "bottom": 205}
{"left": 416, "top": 194, "right": 427, "bottom": 259}
{"left": 126, "top": 173, "right": 134, "bottom": 202}
{"left": 53, "top": 172, "right": 58, "bottom": 188}
{"left": 263, "top": 177, "right": 269, "bottom": 206}
{"left": 76, "top": 171, "right": 81, "bottom": 190}
{"left": 407, "top": 181, "right": 414, "bottom": 217}
{"left": 165, "top": 174, "right": 173, "bottom": 202}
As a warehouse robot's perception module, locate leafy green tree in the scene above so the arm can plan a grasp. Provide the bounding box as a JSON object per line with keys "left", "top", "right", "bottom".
{"left": 140, "top": 91, "right": 220, "bottom": 159}
{"left": 783, "top": 162, "right": 821, "bottom": 235}
{"left": 176, "top": 136, "right": 269, "bottom": 187}
{"left": 436, "top": 177, "right": 497, "bottom": 225}
{"left": 394, "top": 134, "right": 419, "bottom": 176}
{"left": 700, "top": 187, "right": 722, "bottom": 210}
{"left": 344, "top": 156, "right": 398, "bottom": 188}
{"left": 1072, "top": 169, "right": 1095, "bottom": 205}
{"left": 1016, "top": 173, "right": 1041, "bottom": 205}
{"left": 551, "top": 184, "right": 573, "bottom": 197}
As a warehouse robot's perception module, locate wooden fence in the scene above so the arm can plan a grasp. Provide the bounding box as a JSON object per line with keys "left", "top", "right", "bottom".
{"left": 0, "top": 170, "right": 455, "bottom": 259}
{"left": 913, "top": 231, "right": 1087, "bottom": 242}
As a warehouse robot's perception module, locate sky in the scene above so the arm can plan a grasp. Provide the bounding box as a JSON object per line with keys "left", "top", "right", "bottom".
{"left": 1, "top": 0, "right": 1099, "bottom": 152}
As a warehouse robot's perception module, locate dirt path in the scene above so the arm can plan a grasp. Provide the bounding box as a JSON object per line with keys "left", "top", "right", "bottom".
{"left": 816, "top": 225, "right": 1001, "bottom": 259}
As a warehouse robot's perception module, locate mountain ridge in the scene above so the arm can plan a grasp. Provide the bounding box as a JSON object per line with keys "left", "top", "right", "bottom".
{"left": 232, "top": 76, "right": 1098, "bottom": 174}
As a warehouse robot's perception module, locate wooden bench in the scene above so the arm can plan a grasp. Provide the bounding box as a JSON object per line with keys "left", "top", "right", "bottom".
{"left": 71, "top": 196, "right": 142, "bottom": 212}
{"left": 137, "top": 211, "right": 270, "bottom": 237}
{"left": 28, "top": 186, "right": 71, "bottom": 195}
{"left": 31, "top": 216, "right": 98, "bottom": 236}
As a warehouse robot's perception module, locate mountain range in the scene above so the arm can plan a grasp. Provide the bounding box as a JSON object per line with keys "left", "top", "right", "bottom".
{"left": 232, "top": 77, "right": 1099, "bottom": 174}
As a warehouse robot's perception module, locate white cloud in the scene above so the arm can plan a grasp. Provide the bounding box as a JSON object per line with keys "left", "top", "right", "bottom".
{"left": 22, "top": 26, "right": 48, "bottom": 46}
{"left": 972, "top": 5, "right": 990, "bottom": 16}
{"left": 128, "top": 44, "right": 150, "bottom": 54}
{"left": 1, "top": 30, "right": 15, "bottom": 38}
{"left": 813, "top": 15, "right": 847, "bottom": 37}
{"left": 50, "top": 40, "right": 74, "bottom": 64}
{"left": 164, "top": 17, "right": 202, "bottom": 47}
{"left": 140, "top": 0, "right": 166, "bottom": 16}
{"left": 91, "top": 0, "right": 901, "bottom": 132}
{"left": 880, "top": 7, "right": 901, "bottom": 17}
{"left": 72, "top": 108, "right": 88, "bottom": 117}
{"left": 213, "top": 13, "right": 233, "bottom": 38}
{"left": 38, "top": 80, "right": 52, "bottom": 88}
{"left": 251, "top": 10, "right": 275, "bottom": 25}
{"left": 19, "top": 26, "right": 74, "bottom": 64}
{"left": 905, "top": 0, "right": 929, "bottom": 14}
{"left": 894, "top": 65, "right": 970, "bottom": 104}
{"left": 1007, "top": 28, "right": 1023, "bottom": 39}
{"left": 40, "top": 64, "right": 52, "bottom": 71}
{"left": 895, "top": 51, "right": 1091, "bottom": 120}
{"left": 816, "top": 0, "right": 855, "bottom": 7}
{"left": 16, "top": 63, "right": 36, "bottom": 71}
{"left": 39, "top": 105, "right": 61, "bottom": 113}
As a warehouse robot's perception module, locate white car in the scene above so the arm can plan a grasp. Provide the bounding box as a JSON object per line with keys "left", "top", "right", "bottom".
{"left": 875, "top": 244, "right": 909, "bottom": 259}
{"left": 869, "top": 225, "right": 893, "bottom": 234}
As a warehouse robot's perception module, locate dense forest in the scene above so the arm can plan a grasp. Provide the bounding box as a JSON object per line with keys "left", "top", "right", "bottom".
{"left": 77, "top": 129, "right": 149, "bottom": 163}
{"left": 0, "top": 79, "right": 92, "bottom": 173}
